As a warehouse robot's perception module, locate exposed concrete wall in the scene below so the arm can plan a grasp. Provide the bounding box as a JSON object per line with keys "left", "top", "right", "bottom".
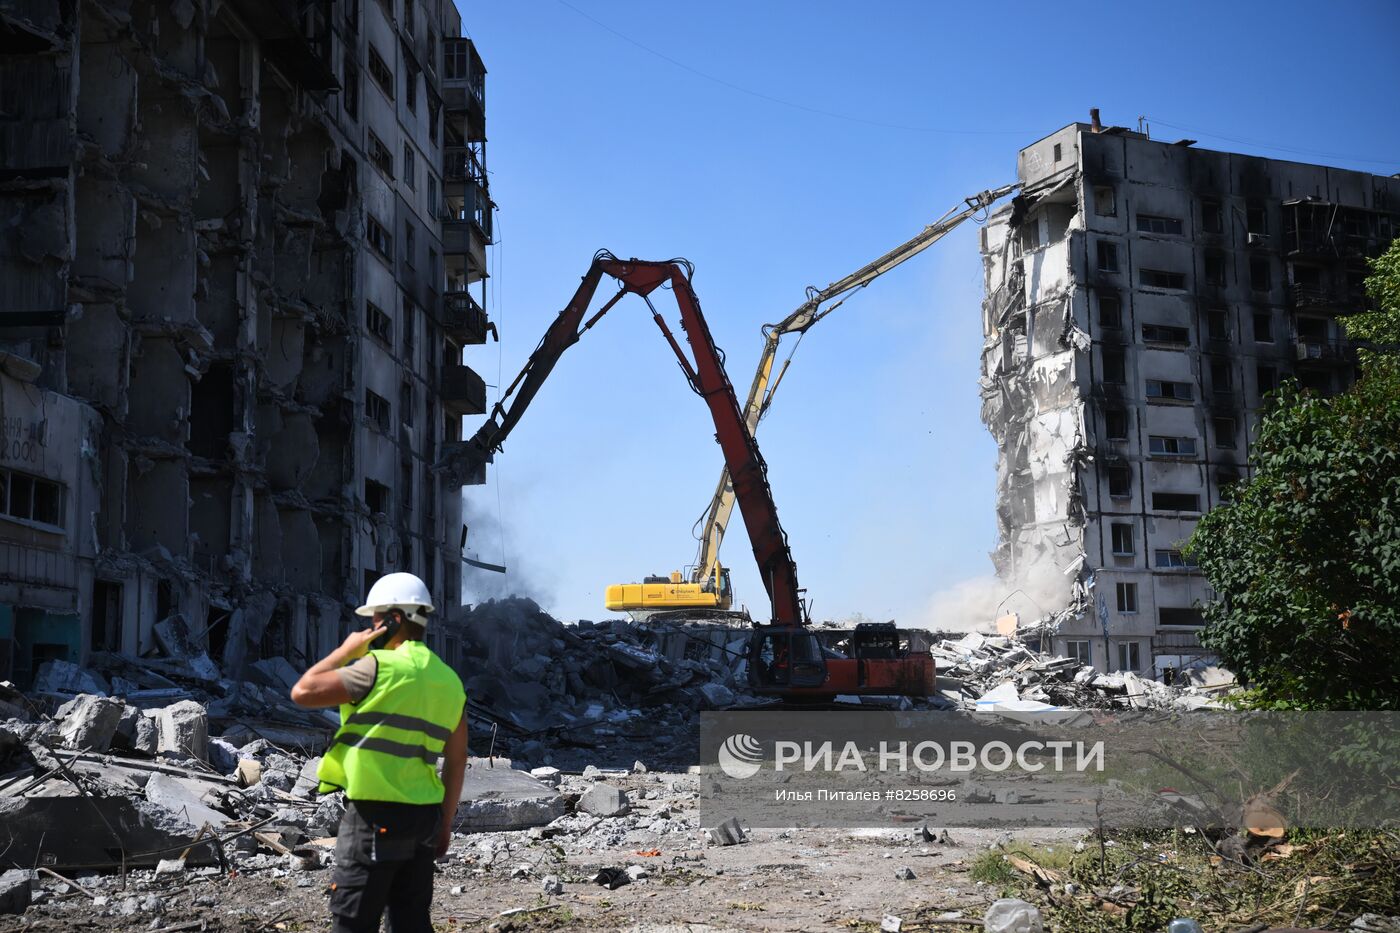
{"left": 0, "top": 0, "right": 492, "bottom": 685}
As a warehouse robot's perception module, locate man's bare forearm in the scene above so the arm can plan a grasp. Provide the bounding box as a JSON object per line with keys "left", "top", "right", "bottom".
{"left": 305, "top": 642, "right": 360, "bottom": 677}
{"left": 440, "top": 719, "right": 469, "bottom": 830}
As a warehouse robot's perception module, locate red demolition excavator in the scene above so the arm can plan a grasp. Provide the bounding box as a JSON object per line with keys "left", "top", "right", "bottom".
{"left": 440, "top": 252, "right": 933, "bottom": 701}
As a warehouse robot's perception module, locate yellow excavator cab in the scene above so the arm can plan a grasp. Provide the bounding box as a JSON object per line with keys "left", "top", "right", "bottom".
{"left": 604, "top": 568, "right": 733, "bottom": 616}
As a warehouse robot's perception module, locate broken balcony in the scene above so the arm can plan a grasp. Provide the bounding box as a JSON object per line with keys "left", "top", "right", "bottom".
{"left": 443, "top": 290, "right": 490, "bottom": 344}
{"left": 1287, "top": 283, "right": 1348, "bottom": 312}
{"left": 441, "top": 363, "right": 486, "bottom": 417}
{"left": 443, "top": 147, "right": 493, "bottom": 244}
{"left": 1293, "top": 337, "right": 1357, "bottom": 365}
{"left": 442, "top": 38, "right": 486, "bottom": 137}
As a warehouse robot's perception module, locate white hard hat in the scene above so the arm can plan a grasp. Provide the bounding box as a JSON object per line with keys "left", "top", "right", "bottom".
{"left": 357, "top": 572, "right": 435, "bottom": 626}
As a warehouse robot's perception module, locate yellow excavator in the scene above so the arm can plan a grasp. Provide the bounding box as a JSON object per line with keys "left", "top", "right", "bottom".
{"left": 603, "top": 183, "right": 1018, "bottom": 620}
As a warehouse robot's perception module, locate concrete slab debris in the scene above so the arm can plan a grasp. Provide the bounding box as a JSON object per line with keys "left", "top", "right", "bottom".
{"left": 0, "top": 796, "right": 220, "bottom": 872}
{"left": 248, "top": 657, "right": 302, "bottom": 693}
{"left": 144, "top": 773, "right": 231, "bottom": 830}
{"left": 31, "top": 661, "right": 109, "bottom": 697}
{"left": 933, "top": 631, "right": 1225, "bottom": 712}
{"left": 454, "top": 758, "right": 567, "bottom": 833}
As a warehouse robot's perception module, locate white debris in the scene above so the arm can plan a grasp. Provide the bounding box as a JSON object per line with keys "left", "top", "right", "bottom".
{"left": 984, "top": 897, "right": 1043, "bottom": 933}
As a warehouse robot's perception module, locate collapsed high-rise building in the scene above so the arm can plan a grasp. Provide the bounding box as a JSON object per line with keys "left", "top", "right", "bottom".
{"left": 0, "top": 0, "right": 494, "bottom": 685}
{"left": 980, "top": 115, "right": 1398, "bottom": 678}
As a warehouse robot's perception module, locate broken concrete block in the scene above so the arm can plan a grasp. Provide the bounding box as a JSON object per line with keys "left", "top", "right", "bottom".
{"left": 454, "top": 757, "right": 566, "bottom": 833}
{"left": 133, "top": 713, "right": 159, "bottom": 755}
{"left": 154, "top": 858, "right": 186, "bottom": 876}
{"left": 292, "top": 756, "right": 321, "bottom": 798}
{"left": 311, "top": 794, "right": 345, "bottom": 835}
{"left": 698, "top": 683, "right": 735, "bottom": 708}
{"left": 113, "top": 703, "right": 144, "bottom": 746}
{"left": 894, "top": 866, "right": 916, "bottom": 880}
{"left": 56, "top": 694, "right": 123, "bottom": 752}
{"left": 0, "top": 869, "right": 32, "bottom": 915}
{"left": 32, "top": 660, "right": 109, "bottom": 697}
{"left": 529, "top": 766, "right": 562, "bottom": 787}
{"left": 207, "top": 737, "right": 240, "bottom": 774}
{"left": 153, "top": 700, "right": 208, "bottom": 761}
{"left": 577, "top": 783, "right": 630, "bottom": 817}
{"left": 581, "top": 764, "right": 602, "bottom": 780}
{"left": 706, "top": 816, "right": 747, "bottom": 846}
{"left": 632, "top": 759, "right": 648, "bottom": 773}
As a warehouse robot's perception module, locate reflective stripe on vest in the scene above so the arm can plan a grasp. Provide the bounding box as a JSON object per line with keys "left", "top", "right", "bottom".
{"left": 316, "top": 640, "right": 465, "bottom": 804}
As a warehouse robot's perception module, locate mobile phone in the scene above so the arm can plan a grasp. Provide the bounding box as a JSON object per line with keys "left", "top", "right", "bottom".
{"left": 370, "top": 610, "right": 403, "bottom": 651}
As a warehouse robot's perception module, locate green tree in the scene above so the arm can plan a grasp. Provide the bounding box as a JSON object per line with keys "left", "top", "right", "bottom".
{"left": 1187, "top": 242, "right": 1400, "bottom": 709}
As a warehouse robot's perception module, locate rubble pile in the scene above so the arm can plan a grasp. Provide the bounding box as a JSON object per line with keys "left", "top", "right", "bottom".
{"left": 0, "top": 696, "right": 342, "bottom": 876}
{"left": 31, "top": 613, "right": 339, "bottom": 752}
{"left": 931, "top": 632, "right": 1235, "bottom": 712}
{"left": 456, "top": 598, "right": 755, "bottom": 769}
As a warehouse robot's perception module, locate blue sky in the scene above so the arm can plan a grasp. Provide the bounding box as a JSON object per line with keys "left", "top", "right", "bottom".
{"left": 454, "top": 0, "right": 1400, "bottom": 624}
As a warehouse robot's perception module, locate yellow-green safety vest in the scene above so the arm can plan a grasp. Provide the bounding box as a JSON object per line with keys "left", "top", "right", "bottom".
{"left": 317, "top": 640, "right": 466, "bottom": 803}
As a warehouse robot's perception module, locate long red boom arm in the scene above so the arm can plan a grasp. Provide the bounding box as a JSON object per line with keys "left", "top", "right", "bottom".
{"left": 440, "top": 252, "right": 806, "bottom": 627}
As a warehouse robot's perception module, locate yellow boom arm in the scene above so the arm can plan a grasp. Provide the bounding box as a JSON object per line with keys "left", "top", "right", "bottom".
{"left": 689, "top": 184, "right": 1019, "bottom": 587}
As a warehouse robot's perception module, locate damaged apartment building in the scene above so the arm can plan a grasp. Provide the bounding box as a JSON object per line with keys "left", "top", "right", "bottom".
{"left": 980, "top": 114, "right": 1399, "bottom": 678}
{"left": 0, "top": 0, "right": 495, "bottom": 686}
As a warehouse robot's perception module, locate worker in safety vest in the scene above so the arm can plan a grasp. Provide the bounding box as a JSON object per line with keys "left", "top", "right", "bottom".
{"left": 291, "top": 572, "right": 468, "bottom": 933}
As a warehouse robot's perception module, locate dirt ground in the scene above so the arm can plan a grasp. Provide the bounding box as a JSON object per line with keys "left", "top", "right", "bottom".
{"left": 0, "top": 769, "right": 1084, "bottom": 933}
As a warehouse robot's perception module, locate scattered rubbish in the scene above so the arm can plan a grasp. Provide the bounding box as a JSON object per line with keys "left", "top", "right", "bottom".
{"left": 881, "top": 915, "right": 903, "bottom": 932}
{"left": 1167, "top": 920, "right": 1205, "bottom": 933}
{"left": 154, "top": 858, "right": 187, "bottom": 877}
{"left": 540, "top": 874, "right": 563, "bottom": 895}
{"left": 983, "top": 897, "right": 1044, "bottom": 933}
{"left": 592, "top": 867, "right": 631, "bottom": 890}
{"left": 894, "top": 866, "right": 916, "bottom": 880}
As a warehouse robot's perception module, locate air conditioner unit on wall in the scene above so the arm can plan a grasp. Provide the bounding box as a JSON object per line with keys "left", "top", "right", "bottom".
{"left": 1247, "top": 232, "right": 1270, "bottom": 247}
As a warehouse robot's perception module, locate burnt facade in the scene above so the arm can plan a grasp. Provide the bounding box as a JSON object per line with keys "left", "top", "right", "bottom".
{"left": 0, "top": 0, "right": 494, "bottom": 684}
{"left": 980, "top": 120, "right": 1398, "bottom": 677}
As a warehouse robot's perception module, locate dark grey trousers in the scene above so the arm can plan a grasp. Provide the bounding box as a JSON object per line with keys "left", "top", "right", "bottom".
{"left": 329, "top": 800, "right": 440, "bottom": 933}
